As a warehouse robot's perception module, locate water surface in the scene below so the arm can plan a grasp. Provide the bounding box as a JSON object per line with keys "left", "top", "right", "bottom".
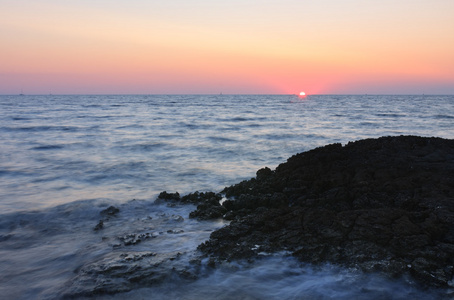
{"left": 0, "top": 94, "right": 453, "bottom": 299}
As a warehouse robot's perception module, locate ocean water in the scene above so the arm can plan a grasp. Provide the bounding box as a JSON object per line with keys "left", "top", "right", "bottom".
{"left": 0, "top": 94, "right": 453, "bottom": 299}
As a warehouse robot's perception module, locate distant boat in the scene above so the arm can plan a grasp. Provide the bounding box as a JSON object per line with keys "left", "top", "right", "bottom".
{"left": 19, "top": 89, "right": 24, "bottom": 96}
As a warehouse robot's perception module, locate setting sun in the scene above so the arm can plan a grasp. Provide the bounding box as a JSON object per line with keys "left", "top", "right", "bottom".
{"left": 299, "top": 92, "right": 306, "bottom": 96}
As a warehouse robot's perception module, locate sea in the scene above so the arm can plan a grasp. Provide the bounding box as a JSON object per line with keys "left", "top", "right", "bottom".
{"left": 0, "top": 94, "right": 453, "bottom": 299}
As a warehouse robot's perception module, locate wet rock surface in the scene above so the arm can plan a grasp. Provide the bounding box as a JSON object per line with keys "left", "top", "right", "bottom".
{"left": 63, "top": 201, "right": 219, "bottom": 298}
{"left": 158, "top": 191, "right": 226, "bottom": 220}
{"left": 93, "top": 205, "right": 121, "bottom": 231}
{"left": 196, "top": 136, "right": 454, "bottom": 288}
{"left": 64, "top": 250, "right": 198, "bottom": 298}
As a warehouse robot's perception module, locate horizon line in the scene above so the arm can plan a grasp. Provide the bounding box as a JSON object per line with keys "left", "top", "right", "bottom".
{"left": 1, "top": 93, "right": 453, "bottom": 96}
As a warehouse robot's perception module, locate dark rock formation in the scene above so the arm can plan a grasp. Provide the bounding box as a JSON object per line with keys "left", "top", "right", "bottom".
{"left": 158, "top": 191, "right": 226, "bottom": 220}
{"left": 197, "top": 136, "right": 454, "bottom": 288}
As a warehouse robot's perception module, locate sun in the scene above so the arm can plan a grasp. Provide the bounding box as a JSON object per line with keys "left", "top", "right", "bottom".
{"left": 299, "top": 92, "right": 306, "bottom": 96}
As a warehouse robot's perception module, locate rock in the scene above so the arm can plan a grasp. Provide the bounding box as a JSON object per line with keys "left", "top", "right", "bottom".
{"left": 157, "top": 191, "right": 225, "bottom": 220}
{"left": 189, "top": 204, "right": 227, "bottom": 220}
{"left": 96, "top": 206, "right": 120, "bottom": 231}
{"left": 118, "top": 232, "right": 156, "bottom": 246}
{"left": 93, "top": 220, "right": 104, "bottom": 231}
{"left": 170, "top": 215, "right": 184, "bottom": 222}
{"left": 119, "top": 252, "right": 157, "bottom": 261}
{"left": 64, "top": 251, "right": 196, "bottom": 298}
{"left": 100, "top": 206, "right": 120, "bottom": 216}
{"left": 157, "top": 191, "right": 181, "bottom": 201}
{"left": 181, "top": 191, "right": 222, "bottom": 205}
{"left": 185, "top": 192, "right": 226, "bottom": 220}
{"left": 198, "top": 136, "right": 454, "bottom": 288}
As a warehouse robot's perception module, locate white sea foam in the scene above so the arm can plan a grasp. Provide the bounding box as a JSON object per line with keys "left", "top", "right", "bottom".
{"left": 100, "top": 256, "right": 445, "bottom": 300}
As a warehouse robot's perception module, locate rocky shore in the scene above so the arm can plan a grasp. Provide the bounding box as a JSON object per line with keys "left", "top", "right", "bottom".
{"left": 66, "top": 135, "right": 454, "bottom": 297}
{"left": 161, "top": 135, "right": 454, "bottom": 288}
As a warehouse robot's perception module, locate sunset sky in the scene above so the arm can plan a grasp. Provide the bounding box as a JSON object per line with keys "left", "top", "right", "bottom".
{"left": 1, "top": 0, "right": 453, "bottom": 94}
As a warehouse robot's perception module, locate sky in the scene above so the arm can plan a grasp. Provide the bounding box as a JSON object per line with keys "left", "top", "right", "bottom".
{"left": 1, "top": 0, "right": 453, "bottom": 95}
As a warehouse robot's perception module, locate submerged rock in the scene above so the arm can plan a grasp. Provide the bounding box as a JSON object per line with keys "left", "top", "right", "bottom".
{"left": 198, "top": 136, "right": 454, "bottom": 288}
{"left": 94, "top": 206, "right": 121, "bottom": 231}
{"left": 65, "top": 201, "right": 209, "bottom": 298}
{"left": 100, "top": 205, "right": 120, "bottom": 216}
{"left": 93, "top": 220, "right": 104, "bottom": 231}
{"left": 118, "top": 232, "right": 156, "bottom": 246}
{"left": 64, "top": 251, "right": 196, "bottom": 298}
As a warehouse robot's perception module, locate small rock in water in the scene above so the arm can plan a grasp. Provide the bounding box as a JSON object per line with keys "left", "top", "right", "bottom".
{"left": 157, "top": 191, "right": 181, "bottom": 201}
{"left": 93, "top": 220, "right": 104, "bottom": 231}
{"left": 120, "top": 252, "right": 157, "bottom": 262}
{"left": 100, "top": 205, "right": 120, "bottom": 216}
{"left": 171, "top": 215, "right": 184, "bottom": 222}
{"left": 118, "top": 232, "right": 156, "bottom": 246}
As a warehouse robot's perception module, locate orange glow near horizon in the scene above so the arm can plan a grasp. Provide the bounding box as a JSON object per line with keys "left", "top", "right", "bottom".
{"left": 1, "top": 1, "right": 453, "bottom": 94}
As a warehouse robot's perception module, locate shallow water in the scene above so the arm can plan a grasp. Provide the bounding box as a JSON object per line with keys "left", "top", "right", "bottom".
{"left": 0, "top": 94, "right": 453, "bottom": 299}
{"left": 109, "top": 258, "right": 442, "bottom": 300}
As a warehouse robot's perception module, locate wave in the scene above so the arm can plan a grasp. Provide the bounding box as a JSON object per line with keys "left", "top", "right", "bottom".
{"left": 1, "top": 125, "right": 80, "bottom": 132}
{"left": 434, "top": 114, "right": 454, "bottom": 119}
{"left": 114, "top": 142, "right": 170, "bottom": 153}
{"left": 11, "top": 117, "right": 32, "bottom": 121}
{"left": 30, "top": 144, "right": 65, "bottom": 150}
{"left": 129, "top": 257, "right": 444, "bottom": 300}
{"left": 207, "top": 136, "right": 237, "bottom": 143}
{"left": 375, "top": 113, "right": 407, "bottom": 118}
